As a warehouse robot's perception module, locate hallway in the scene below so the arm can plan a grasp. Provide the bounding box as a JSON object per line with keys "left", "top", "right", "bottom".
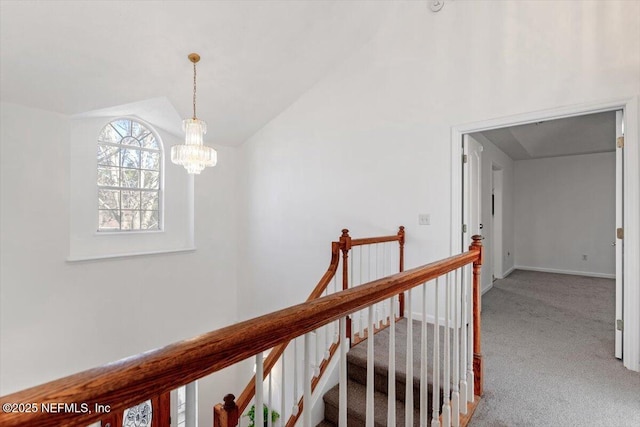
{"left": 470, "top": 270, "right": 640, "bottom": 426}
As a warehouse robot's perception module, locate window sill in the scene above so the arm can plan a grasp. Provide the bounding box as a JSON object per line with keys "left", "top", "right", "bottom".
{"left": 66, "top": 247, "right": 196, "bottom": 262}
{"left": 93, "top": 229, "right": 164, "bottom": 236}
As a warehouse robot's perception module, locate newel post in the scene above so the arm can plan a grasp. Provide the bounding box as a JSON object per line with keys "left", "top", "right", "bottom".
{"left": 398, "top": 226, "right": 406, "bottom": 317}
{"left": 339, "top": 229, "right": 352, "bottom": 342}
{"left": 470, "top": 235, "right": 484, "bottom": 397}
{"left": 213, "top": 394, "right": 238, "bottom": 427}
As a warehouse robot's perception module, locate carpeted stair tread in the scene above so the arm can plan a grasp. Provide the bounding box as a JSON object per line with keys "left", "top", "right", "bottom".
{"left": 322, "top": 378, "right": 424, "bottom": 427}
{"left": 347, "top": 318, "right": 450, "bottom": 408}
{"left": 315, "top": 421, "right": 336, "bottom": 427}
{"left": 318, "top": 318, "right": 453, "bottom": 425}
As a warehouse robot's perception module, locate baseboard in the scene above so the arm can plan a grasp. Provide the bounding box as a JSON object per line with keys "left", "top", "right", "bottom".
{"left": 502, "top": 266, "right": 516, "bottom": 278}
{"left": 481, "top": 282, "right": 493, "bottom": 295}
{"left": 310, "top": 341, "right": 341, "bottom": 425}
{"left": 514, "top": 265, "right": 615, "bottom": 279}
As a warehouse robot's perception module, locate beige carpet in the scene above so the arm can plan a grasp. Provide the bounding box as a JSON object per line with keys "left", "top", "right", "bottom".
{"left": 470, "top": 270, "right": 640, "bottom": 427}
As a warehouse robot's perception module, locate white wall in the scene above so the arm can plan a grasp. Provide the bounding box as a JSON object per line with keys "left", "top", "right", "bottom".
{"left": 470, "top": 134, "right": 515, "bottom": 292}
{"left": 237, "top": 1, "right": 639, "bottom": 318}
{"left": 0, "top": 102, "right": 239, "bottom": 427}
{"left": 514, "top": 152, "right": 616, "bottom": 277}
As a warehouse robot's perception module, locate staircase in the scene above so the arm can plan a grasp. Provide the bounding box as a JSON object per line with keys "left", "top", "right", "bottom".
{"left": 319, "top": 318, "right": 448, "bottom": 426}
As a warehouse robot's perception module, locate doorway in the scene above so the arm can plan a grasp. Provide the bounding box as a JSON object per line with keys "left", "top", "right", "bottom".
{"left": 451, "top": 98, "right": 640, "bottom": 372}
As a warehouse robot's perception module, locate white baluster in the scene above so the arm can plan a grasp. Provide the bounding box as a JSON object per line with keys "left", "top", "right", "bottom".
{"left": 382, "top": 242, "right": 386, "bottom": 275}
{"left": 420, "top": 282, "right": 429, "bottom": 427}
{"left": 452, "top": 269, "right": 460, "bottom": 427}
{"left": 406, "top": 289, "right": 414, "bottom": 426}
{"left": 467, "top": 264, "right": 474, "bottom": 403}
{"left": 304, "top": 333, "right": 312, "bottom": 427}
{"left": 339, "top": 316, "right": 348, "bottom": 427}
{"left": 366, "top": 305, "right": 375, "bottom": 427}
{"left": 325, "top": 287, "right": 331, "bottom": 360}
{"left": 334, "top": 275, "right": 340, "bottom": 344}
{"left": 383, "top": 243, "right": 388, "bottom": 323}
{"left": 293, "top": 338, "right": 299, "bottom": 416}
{"left": 268, "top": 371, "right": 273, "bottom": 427}
{"left": 460, "top": 268, "right": 468, "bottom": 412}
{"left": 185, "top": 381, "right": 197, "bottom": 427}
{"left": 388, "top": 295, "right": 397, "bottom": 427}
{"left": 281, "top": 347, "right": 286, "bottom": 427}
{"left": 314, "top": 330, "right": 321, "bottom": 377}
{"left": 376, "top": 243, "right": 380, "bottom": 278}
{"left": 359, "top": 247, "right": 365, "bottom": 338}
{"left": 350, "top": 248, "right": 355, "bottom": 343}
{"left": 256, "top": 353, "right": 264, "bottom": 427}
{"left": 442, "top": 274, "right": 451, "bottom": 427}
{"left": 432, "top": 278, "right": 440, "bottom": 427}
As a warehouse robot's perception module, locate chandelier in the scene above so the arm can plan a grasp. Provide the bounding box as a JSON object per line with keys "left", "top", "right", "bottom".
{"left": 171, "top": 53, "right": 217, "bottom": 174}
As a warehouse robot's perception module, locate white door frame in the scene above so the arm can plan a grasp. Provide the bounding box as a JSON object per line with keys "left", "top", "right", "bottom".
{"left": 492, "top": 166, "right": 504, "bottom": 280}
{"left": 450, "top": 97, "right": 640, "bottom": 372}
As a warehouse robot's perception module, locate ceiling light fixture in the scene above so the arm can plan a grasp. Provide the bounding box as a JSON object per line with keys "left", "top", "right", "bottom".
{"left": 171, "top": 53, "right": 217, "bottom": 174}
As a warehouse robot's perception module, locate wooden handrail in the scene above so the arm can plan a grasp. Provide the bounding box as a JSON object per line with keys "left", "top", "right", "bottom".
{"left": 232, "top": 241, "right": 341, "bottom": 415}
{"left": 229, "top": 227, "right": 405, "bottom": 417}
{"left": 222, "top": 226, "right": 406, "bottom": 423}
{"left": 0, "top": 236, "right": 481, "bottom": 427}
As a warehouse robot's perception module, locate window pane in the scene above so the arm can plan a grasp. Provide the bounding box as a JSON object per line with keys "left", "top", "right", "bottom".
{"left": 122, "top": 190, "right": 140, "bottom": 209}
{"left": 131, "top": 121, "right": 146, "bottom": 139}
{"left": 121, "top": 169, "right": 140, "bottom": 188}
{"left": 99, "top": 125, "right": 123, "bottom": 144}
{"left": 97, "top": 145, "right": 119, "bottom": 166}
{"left": 141, "top": 191, "right": 159, "bottom": 210}
{"left": 121, "top": 136, "right": 141, "bottom": 147}
{"left": 112, "top": 119, "right": 131, "bottom": 137}
{"left": 141, "top": 151, "right": 160, "bottom": 170}
{"left": 140, "top": 211, "right": 159, "bottom": 230}
{"left": 98, "top": 167, "right": 120, "bottom": 187}
{"left": 121, "top": 210, "right": 140, "bottom": 230}
{"left": 98, "top": 189, "right": 120, "bottom": 210}
{"left": 97, "top": 119, "right": 162, "bottom": 233}
{"left": 99, "top": 210, "right": 120, "bottom": 230}
{"left": 141, "top": 133, "right": 159, "bottom": 149}
{"left": 141, "top": 170, "right": 159, "bottom": 189}
{"left": 121, "top": 148, "right": 140, "bottom": 168}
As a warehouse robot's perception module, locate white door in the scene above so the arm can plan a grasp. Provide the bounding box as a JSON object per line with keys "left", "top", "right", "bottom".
{"left": 615, "top": 110, "right": 624, "bottom": 359}
{"left": 463, "top": 134, "right": 482, "bottom": 319}
{"left": 463, "top": 134, "right": 483, "bottom": 246}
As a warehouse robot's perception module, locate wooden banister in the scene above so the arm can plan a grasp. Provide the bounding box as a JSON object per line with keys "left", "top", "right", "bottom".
{"left": 223, "top": 227, "right": 406, "bottom": 426}
{"left": 398, "top": 225, "right": 405, "bottom": 316}
{"left": 232, "top": 241, "right": 341, "bottom": 415}
{"left": 214, "top": 394, "right": 238, "bottom": 427}
{"left": 1, "top": 236, "right": 481, "bottom": 427}
{"left": 470, "top": 234, "right": 484, "bottom": 397}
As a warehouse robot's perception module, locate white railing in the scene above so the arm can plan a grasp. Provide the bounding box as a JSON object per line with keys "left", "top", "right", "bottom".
{"left": 243, "top": 236, "right": 482, "bottom": 427}
{"left": 235, "top": 228, "right": 405, "bottom": 427}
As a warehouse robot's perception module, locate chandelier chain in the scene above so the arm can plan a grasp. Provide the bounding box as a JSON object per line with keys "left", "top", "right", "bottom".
{"left": 192, "top": 61, "right": 197, "bottom": 119}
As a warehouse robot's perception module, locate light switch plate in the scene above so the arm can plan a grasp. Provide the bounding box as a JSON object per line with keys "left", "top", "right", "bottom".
{"left": 419, "top": 214, "right": 431, "bottom": 225}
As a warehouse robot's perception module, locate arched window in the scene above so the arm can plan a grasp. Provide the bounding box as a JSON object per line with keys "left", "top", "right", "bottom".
{"left": 97, "top": 118, "right": 162, "bottom": 231}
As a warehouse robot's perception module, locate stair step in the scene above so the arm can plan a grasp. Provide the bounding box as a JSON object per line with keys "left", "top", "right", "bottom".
{"left": 322, "top": 379, "right": 425, "bottom": 427}
{"left": 315, "top": 421, "right": 336, "bottom": 427}
{"left": 318, "top": 318, "right": 452, "bottom": 425}
{"left": 347, "top": 318, "right": 447, "bottom": 409}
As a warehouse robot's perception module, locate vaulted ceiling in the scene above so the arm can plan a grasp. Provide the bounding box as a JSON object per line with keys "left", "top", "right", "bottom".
{"left": 0, "top": 0, "right": 393, "bottom": 146}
